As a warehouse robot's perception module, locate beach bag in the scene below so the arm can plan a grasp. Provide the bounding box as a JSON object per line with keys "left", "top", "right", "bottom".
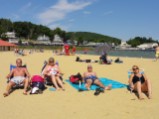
{"left": 31, "top": 75, "right": 44, "bottom": 83}
{"left": 69, "top": 73, "right": 82, "bottom": 84}
{"left": 30, "top": 75, "right": 45, "bottom": 94}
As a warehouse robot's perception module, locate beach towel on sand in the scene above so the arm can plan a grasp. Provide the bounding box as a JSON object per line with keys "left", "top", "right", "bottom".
{"left": 66, "top": 77, "right": 128, "bottom": 91}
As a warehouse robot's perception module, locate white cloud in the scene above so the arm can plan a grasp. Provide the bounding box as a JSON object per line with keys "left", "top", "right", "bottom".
{"left": 49, "top": 23, "right": 71, "bottom": 31}
{"left": 104, "top": 11, "right": 113, "bottom": 16}
{"left": 37, "top": 0, "right": 92, "bottom": 25}
{"left": 20, "top": 2, "right": 32, "bottom": 12}
{"left": 83, "top": 11, "right": 91, "bottom": 14}
{"left": 68, "top": 19, "right": 75, "bottom": 22}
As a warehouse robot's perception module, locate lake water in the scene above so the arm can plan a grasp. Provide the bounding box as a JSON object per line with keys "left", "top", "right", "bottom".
{"left": 77, "top": 50, "right": 156, "bottom": 59}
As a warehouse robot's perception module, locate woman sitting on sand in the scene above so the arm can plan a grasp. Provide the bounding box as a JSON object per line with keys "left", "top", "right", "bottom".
{"left": 42, "top": 57, "right": 65, "bottom": 91}
{"left": 99, "top": 53, "right": 112, "bottom": 64}
{"left": 129, "top": 65, "right": 152, "bottom": 99}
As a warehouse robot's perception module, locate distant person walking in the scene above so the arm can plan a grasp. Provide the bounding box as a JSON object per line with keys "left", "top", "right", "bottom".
{"left": 72, "top": 46, "right": 76, "bottom": 55}
{"left": 155, "top": 43, "right": 159, "bottom": 61}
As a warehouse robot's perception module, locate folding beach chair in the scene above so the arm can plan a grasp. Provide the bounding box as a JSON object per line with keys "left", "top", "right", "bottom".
{"left": 128, "top": 68, "right": 144, "bottom": 78}
{"left": 127, "top": 68, "right": 144, "bottom": 92}
{"left": 41, "top": 60, "right": 64, "bottom": 85}
{"left": 8, "top": 64, "right": 27, "bottom": 89}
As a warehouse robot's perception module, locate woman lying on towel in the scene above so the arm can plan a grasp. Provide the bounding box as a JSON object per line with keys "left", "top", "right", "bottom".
{"left": 129, "top": 65, "right": 152, "bottom": 99}
{"left": 83, "top": 65, "right": 112, "bottom": 90}
{"left": 42, "top": 57, "right": 65, "bottom": 91}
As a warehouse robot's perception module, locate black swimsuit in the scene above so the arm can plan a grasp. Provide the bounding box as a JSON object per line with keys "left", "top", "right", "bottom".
{"left": 132, "top": 75, "right": 145, "bottom": 84}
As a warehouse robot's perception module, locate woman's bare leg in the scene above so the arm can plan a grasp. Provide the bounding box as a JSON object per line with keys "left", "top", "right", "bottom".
{"left": 142, "top": 80, "right": 152, "bottom": 99}
{"left": 56, "top": 77, "right": 65, "bottom": 90}
{"left": 51, "top": 75, "right": 60, "bottom": 90}
{"left": 134, "top": 81, "right": 144, "bottom": 100}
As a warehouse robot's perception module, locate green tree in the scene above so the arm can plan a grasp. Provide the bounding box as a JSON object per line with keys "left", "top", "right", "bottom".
{"left": 127, "top": 36, "right": 157, "bottom": 47}
{"left": 0, "top": 18, "right": 13, "bottom": 37}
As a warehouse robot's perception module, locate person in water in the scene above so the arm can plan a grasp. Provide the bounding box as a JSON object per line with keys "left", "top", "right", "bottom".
{"left": 129, "top": 65, "right": 152, "bottom": 100}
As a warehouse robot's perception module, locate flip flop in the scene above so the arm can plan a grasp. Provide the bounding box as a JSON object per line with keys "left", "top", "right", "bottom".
{"left": 94, "top": 88, "right": 101, "bottom": 96}
{"left": 78, "top": 89, "right": 85, "bottom": 92}
{"left": 49, "top": 88, "right": 56, "bottom": 91}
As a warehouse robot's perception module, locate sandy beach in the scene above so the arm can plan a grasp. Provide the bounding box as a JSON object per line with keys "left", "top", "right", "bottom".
{"left": 0, "top": 51, "right": 159, "bottom": 119}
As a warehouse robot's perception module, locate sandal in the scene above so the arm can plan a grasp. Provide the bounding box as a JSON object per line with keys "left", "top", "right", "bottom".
{"left": 94, "top": 88, "right": 101, "bottom": 96}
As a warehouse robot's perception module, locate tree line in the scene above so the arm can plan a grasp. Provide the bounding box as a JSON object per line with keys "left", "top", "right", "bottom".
{"left": 0, "top": 18, "right": 122, "bottom": 45}
{"left": 0, "top": 18, "right": 158, "bottom": 46}
{"left": 0, "top": 18, "right": 66, "bottom": 42}
{"left": 127, "top": 37, "right": 158, "bottom": 47}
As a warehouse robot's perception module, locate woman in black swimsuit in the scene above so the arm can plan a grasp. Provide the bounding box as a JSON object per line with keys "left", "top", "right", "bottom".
{"left": 129, "top": 65, "right": 152, "bottom": 100}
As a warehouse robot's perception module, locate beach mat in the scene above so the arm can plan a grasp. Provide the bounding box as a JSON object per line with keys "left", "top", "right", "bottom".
{"left": 66, "top": 77, "right": 127, "bottom": 91}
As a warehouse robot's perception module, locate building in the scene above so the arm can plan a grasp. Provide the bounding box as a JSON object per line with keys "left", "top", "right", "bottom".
{"left": 119, "top": 41, "right": 131, "bottom": 49}
{"left": 5, "top": 32, "right": 19, "bottom": 44}
{"left": 137, "top": 43, "right": 158, "bottom": 50}
{"left": 51, "top": 34, "right": 63, "bottom": 45}
{"left": 0, "top": 39, "right": 17, "bottom": 51}
{"left": 37, "top": 35, "right": 51, "bottom": 45}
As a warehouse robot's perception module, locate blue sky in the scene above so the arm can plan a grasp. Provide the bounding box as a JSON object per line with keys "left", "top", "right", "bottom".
{"left": 0, "top": 0, "right": 159, "bottom": 41}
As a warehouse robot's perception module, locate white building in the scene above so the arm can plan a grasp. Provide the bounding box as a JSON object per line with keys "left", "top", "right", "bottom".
{"left": 120, "top": 41, "right": 131, "bottom": 49}
{"left": 137, "top": 43, "right": 158, "bottom": 50}
{"left": 51, "top": 34, "right": 63, "bottom": 45}
{"left": 5, "top": 32, "right": 16, "bottom": 38}
{"left": 6, "top": 32, "right": 19, "bottom": 44}
{"left": 37, "top": 35, "right": 51, "bottom": 44}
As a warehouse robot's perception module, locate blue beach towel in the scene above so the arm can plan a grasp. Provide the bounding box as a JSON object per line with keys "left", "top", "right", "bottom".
{"left": 66, "top": 77, "right": 128, "bottom": 91}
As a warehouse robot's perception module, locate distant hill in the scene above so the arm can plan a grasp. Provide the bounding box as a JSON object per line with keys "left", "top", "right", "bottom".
{"left": 66, "top": 32, "right": 121, "bottom": 45}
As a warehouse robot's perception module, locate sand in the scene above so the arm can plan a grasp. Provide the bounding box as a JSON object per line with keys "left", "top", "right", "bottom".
{"left": 0, "top": 51, "right": 159, "bottom": 119}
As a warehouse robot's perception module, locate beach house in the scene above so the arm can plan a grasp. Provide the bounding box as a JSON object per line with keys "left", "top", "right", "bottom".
{"left": 6, "top": 32, "right": 19, "bottom": 44}
{"left": 0, "top": 39, "right": 17, "bottom": 51}
{"left": 37, "top": 35, "right": 51, "bottom": 45}
{"left": 51, "top": 34, "right": 64, "bottom": 46}
{"left": 137, "top": 43, "right": 158, "bottom": 50}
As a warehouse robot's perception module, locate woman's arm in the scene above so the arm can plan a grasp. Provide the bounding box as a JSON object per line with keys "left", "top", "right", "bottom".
{"left": 143, "top": 73, "right": 148, "bottom": 81}
{"left": 128, "top": 74, "right": 134, "bottom": 84}
{"left": 42, "top": 65, "right": 49, "bottom": 76}
{"left": 129, "top": 74, "right": 134, "bottom": 91}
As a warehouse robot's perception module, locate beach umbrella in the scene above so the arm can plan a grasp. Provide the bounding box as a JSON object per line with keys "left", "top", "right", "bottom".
{"left": 95, "top": 43, "right": 112, "bottom": 55}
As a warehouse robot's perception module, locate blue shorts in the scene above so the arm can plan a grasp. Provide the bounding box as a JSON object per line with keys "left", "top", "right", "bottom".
{"left": 84, "top": 76, "right": 98, "bottom": 83}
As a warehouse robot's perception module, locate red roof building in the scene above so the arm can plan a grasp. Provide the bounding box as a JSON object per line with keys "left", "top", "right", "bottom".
{"left": 0, "top": 39, "right": 17, "bottom": 51}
